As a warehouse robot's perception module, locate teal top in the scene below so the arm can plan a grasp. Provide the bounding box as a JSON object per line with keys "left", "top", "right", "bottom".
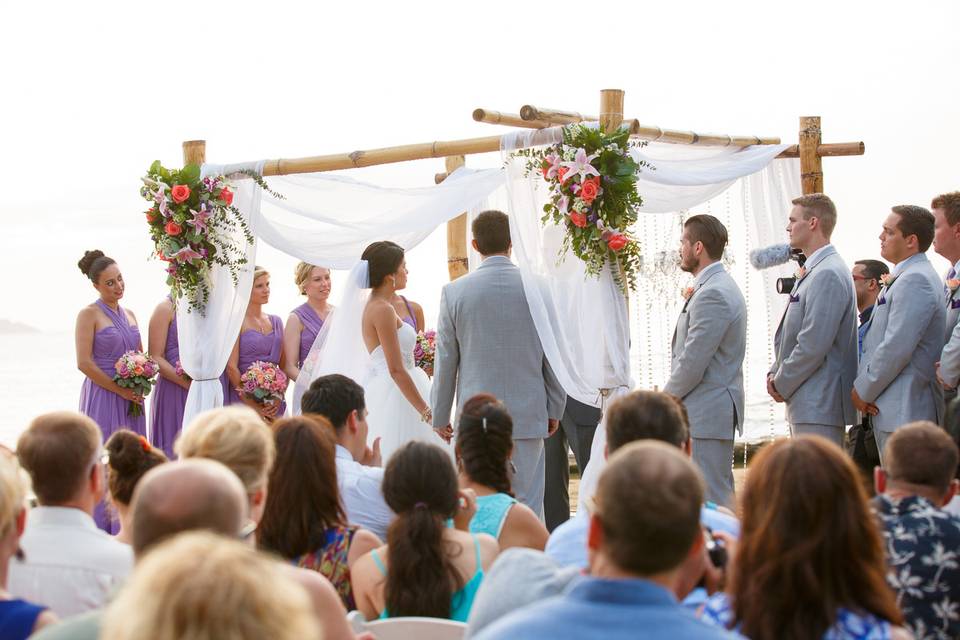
{"left": 470, "top": 493, "right": 517, "bottom": 539}
{"left": 371, "top": 534, "right": 484, "bottom": 622}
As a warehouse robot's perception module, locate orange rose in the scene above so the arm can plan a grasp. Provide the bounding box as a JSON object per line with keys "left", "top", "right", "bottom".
{"left": 146, "top": 209, "right": 158, "bottom": 223}
{"left": 580, "top": 179, "right": 599, "bottom": 202}
{"left": 570, "top": 212, "right": 588, "bottom": 228}
{"left": 219, "top": 188, "right": 234, "bottom": 205}
{"left": 165, "top": 221, "right": 183, "bottom": 236}
{"left": 557, "top": 166, "right": 569, "bottom": 183}
{"left": 171, "top": 184, "right": 191, "bottom": 203}
{"left": 607, "top": 234, "right": 629, "bottom": 252}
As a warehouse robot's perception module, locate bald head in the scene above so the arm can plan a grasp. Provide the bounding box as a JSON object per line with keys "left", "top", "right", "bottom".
{"left": 130, "top": 458, "right": 248, "bottom": 557}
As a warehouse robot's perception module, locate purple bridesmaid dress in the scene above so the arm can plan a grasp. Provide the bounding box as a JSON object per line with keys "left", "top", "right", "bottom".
{"left": 149, "top": 313, "right": 187, "bottom": 459}
{"left": 78, "top": 299, "right": 146, "bottom": 532}
{"left": 399, "top": 296, "right": 419, "bottom": 331}
{"left": 224, "top": 314, "right": 286, "bottom": 415}
{"left": 293, "top": 303, "right": 325, "bottom": 368}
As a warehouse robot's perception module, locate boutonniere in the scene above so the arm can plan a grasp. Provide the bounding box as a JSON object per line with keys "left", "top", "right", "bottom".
{"left": 880, "top": 273, "right": 894, "bottom": 288}
{"left": 947, "top": 278, "right": 960, "bottom": 292}
{"left": 794, "top": 266, "right": 807, "bottom": 280}
{"left": 681, "top": 286, "right": 695, "bottom": 301}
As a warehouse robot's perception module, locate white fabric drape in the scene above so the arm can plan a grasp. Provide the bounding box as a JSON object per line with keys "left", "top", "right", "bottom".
{"left": 178, "top": 160, "right": 264, "bottom": 426}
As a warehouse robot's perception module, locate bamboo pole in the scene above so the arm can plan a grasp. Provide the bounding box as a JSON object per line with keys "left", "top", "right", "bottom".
{"left": 799, "top": 116, "right": 824, "bottom": 194}
{"left": 473, "top": 108, "right": 553, "bottom": 129}
{"left": 520, "top": 105, "right": 595, "bottom": 124}
{"left": 599, "top": 89, "right": 625, "bottom": 134}
{"left": 777, "top": 141, "right": 864, "bottom": 159}
{"left": 183, "top": 140, "right": 206, "bottom": 166}
{"left": 260, "top": 135, "right": 503, "bottom": 176}
{"left": 443, "top": 155, "right": 469, "bottom": 281}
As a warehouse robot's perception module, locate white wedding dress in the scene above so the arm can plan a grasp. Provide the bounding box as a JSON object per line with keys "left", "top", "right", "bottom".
{"left": 363, "top": 321, "right": 449, "bottom": 462}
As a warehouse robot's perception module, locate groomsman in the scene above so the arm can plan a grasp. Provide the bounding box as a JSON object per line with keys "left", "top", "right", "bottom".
{"left": 853, "top": 205, "right": 946, "bottom": 460}
{"left": 663, "top": 214, "right": 745, "bottom": 508}
{"left": 852, "top": 259, "right": 889, "bottom": 358}
{"left": 932, "top": 192, "right": 960, "bottom": 404}
{"left": 768, "top": 194, "right": 858, "bottom": 447}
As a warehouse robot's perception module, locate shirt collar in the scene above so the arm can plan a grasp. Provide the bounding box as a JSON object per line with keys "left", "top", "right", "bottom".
{"left": 859, "top": 304, "right": 874, "bottom": 325}
{"left": 335, "top": 444, "right": 355, "bottom": 462}
{"left": 478, "top": 255, "right": 512, "bottom": 268}
{"left": 28, "top": 506, "right": 98, "bottom": 530}
{"left": 951, "top": 258, "right": 960, "bottom": 276}
{"left": 694, "top": 261, "right": 723, "bottom": 287}
{"left": 804, "top": 243, "right": 832, "bottom": 268}
{"left": 892, "top": 252, "right": 926, "bottom": 277}
{"left": 567, "top": 576, "right": 678, "bottom": 607}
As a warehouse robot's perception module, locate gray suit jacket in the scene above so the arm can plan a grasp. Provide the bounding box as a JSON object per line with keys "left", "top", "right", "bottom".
{"left": 663, "top": 263, "right": 745, "bottom": 440}
{"left": 431, "top": 256, "right": 566, "bottom": 439}
{"left": 771, "top": 245, "right": 858, "bottom": 427}
{"left": 938, "top": 269, "right": 960, "bottom": 387}
{"left": 855, "top": 252, "right": 946, "bottom": 432}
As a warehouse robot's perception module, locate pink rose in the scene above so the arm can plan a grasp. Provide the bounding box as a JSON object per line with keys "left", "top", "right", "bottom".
{"left": 165, "top": 221, "right": 183, "bottom": 236}
{"left": 580, "top": 178, "right": 599, "bottom": 203}
{"left": 171, "top": 184, "right": 191, "bottom": 203}
{"left": 607, "top": 234, "right": 629, "bottom": 252}
{"left": 219, "top": 188, "right": 234, "bottom": 205}
{"left": 569, "top": 212, "right": 588, "bottom": 228}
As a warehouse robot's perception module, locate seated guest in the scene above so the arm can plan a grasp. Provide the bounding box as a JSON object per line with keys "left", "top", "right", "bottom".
{"left": 546, "top": 391, "right": 738, "bottom": 571}
{"left": 9, "top": 412, "right": 133, "bottom": 617}
{"left": 474, "top": 442, "right": 737, "bottom": 640}
{"left": 101, "top": 532, "right": 320, "bottom": 640}
{"left": 700, "top": 436, "right": 910, "bottom": 639}
{"left": 873, "top": 421, "right": 960, "bottom": 639}
{"left": 103, "top": 429, "right": 167, "bottom": 545}
{"left": 174, "top": 408, "right": 358, "bottom": 640}
{"left": 301, "top": 374, "right": 393, "bottom": 540}
{"left": 352, "top": 442, "right": 499, "bottom": 622}
{"left": 456, "top": 394, "right": 548, "bottom": 550}
{"left": 258, "top": 415, "right": 382, "bottom": 610}
{"left": 0, "top": 452, "right": 57, "bottom": 637}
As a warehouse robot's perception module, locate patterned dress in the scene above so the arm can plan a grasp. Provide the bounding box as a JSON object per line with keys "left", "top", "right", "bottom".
{"left": 873, "top": 494, "right": 960, "bottom": 640}
{"left": 700, "top": 593, "right": 893, "bottom": 639}
{"left": 293, "top": 524, "right": 358, "bottom": 610}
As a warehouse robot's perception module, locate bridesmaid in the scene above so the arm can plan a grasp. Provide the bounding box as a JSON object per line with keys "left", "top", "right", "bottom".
{"left": 147, "top": 297, "right": 189, "bottom": 458}
{"left": 282, "top": 262, "right": 332, "bottom": 382}
{"left": 75, "top": 250, "right": 144, "bottom": 532}
{"left": 391, "top": 292, "right": 424, "bottom": 335}
{"left": 225, "top": 266, "right": 286, "bottom": 421}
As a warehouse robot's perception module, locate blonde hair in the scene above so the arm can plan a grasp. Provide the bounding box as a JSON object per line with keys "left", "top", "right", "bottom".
{"left": 0, "top": 452, "right": 26, "bottom": 538}
{"left": 792, "top": 193, "right": 837, "bottom": 237}
{"left": 100, "top": 531, "right": 319, "bottom": 640}
{"left": 175, "top": 406, "right": 275, "bottom": 497}
{"left": 294, "top": 262, "right": 327, "bottom": 295}
{"left": 253, "top": 265, "right": 270, "bottom": 282}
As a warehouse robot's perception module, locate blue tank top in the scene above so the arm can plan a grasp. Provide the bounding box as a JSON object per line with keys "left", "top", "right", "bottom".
{"left": 0, "top": 599, "right": 45, "bottom": 640}
{"left": 470, "top": 493, "right": 517, "bottom": 539}
{"left": 371, "top": 534, "right": 484, "bottom": 622}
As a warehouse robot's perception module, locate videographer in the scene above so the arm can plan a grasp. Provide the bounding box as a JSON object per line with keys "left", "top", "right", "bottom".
{"left": 767, "top": 194, "right": 859, "bottom": 447}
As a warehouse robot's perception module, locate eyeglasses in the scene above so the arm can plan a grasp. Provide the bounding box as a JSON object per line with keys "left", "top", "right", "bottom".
{"left": 851, "top": 275, "right": 877, "bottom": 283}
{"left": 238, "top": 520, "right": 257, "bottom": 541}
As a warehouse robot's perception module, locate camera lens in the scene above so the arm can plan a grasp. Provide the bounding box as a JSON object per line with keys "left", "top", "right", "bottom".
{"left": 777, "top": 277, "right": 796, "bottom": 295}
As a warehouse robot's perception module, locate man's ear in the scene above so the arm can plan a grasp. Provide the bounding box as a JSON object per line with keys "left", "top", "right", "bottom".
{"left": 587, "top": 514, "right": 603, "bottom": 551}
{"left": 471, "top": 239, "right": 480, "bottom": 253}
{"left": 943, "top": 479, "right": 960, "bottom": 508}
{"left": 874, "top": 466, "right": 886, "bottom": 494}
{"left": 346, "top": 409, "right": 359, "bottom": 434}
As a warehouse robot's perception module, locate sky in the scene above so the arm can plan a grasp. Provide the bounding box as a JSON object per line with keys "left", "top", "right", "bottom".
{"left": 1, "top": 1, "right": 958, "bottom": 333}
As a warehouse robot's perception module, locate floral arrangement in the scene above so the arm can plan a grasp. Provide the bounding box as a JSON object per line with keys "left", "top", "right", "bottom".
{"left": 174, "top": 359, "right": 191, "bottom": 382}
{"left": 238, "top": 361, "right": 288, "bottom": 407}
{"left": 113, "top": 351, "right": 160, "bottom": 417}
{"left": 414, "top": 329, "right": 436, "bottom": 374}
{"left": 515, "top": 123, "right": 650, "bottom": 292}
{"left": 140, "top": 162, "right": 269, "bottom": 314}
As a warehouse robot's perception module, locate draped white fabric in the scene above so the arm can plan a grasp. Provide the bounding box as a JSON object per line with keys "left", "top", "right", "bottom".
{"left": 178, "top": 160, "right": 263, "bottom": 426}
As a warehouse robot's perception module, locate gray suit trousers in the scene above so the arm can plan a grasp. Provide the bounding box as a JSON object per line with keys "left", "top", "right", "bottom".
{"left": 544, "top": 400, "right": 599, "bottom": 531}
{"left": 693, "top": 438, "right": 735, "bottom": 509}
{"left": 790, "top": 422, "right": 845, "bottom": 448}
{"left": 512, "top": 438, "right": 545, "bottom": 519}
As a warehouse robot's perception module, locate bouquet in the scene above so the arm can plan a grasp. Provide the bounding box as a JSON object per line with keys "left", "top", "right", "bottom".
{"left": 414, "top": 329, "right": 437, "bottom": 374}
{"left": 113, "top": 351, "right": 160, "bottom": 417}
{"left": 239, "top": 361, "right": 288, "bottom": 407}
{"left": 174, "top": 359, "right": 191, "bottom": 382}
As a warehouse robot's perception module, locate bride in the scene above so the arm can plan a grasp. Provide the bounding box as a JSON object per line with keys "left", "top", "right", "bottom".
{"left": 295, "top": 241, "right": 452, "bottom": 462}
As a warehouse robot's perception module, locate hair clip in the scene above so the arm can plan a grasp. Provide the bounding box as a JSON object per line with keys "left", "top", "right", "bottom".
{"left": 482, "top": 417, "right": 488, "bottom": 434}
{"left": 139, "top": 435, "right": 151, "bottom": 452}
{"left": 413, "top": 502, "right": 428, "bottom": 511}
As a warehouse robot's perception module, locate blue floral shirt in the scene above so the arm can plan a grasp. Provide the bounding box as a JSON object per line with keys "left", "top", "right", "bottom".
{"left": 873, "top": 494, "right": 960, "bottom": 640}
{"left": 700, "top": 593, "right": 892, "bottom": 639}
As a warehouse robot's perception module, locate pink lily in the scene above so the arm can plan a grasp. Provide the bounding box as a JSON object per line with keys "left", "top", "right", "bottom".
{"left": 557, "top": 195, "right": 570, "bottom": 215}
{"left": 560, "top": 147, "right": 600, "bottom": 184}
{"left": 187, "top": 206, "right": 212, "bottom": 233}
{"left": 544, "top": 153, "right": 562, "bottom": 180}
{"left": 170, "top": 246, "right": 203, "bottom": 263}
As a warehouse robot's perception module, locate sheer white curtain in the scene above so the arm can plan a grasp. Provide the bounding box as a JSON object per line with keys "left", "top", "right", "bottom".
{"left": 178, "top": 160, "right": 264, "bottom": 426}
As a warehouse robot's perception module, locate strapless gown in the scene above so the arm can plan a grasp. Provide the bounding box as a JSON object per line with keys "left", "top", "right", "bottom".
{"left": 364, "top": 322, "right": 450, "bottom": 463}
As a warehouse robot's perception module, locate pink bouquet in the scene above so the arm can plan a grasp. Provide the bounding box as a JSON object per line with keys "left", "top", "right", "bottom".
{"left": 414, "top": 329, "right": 437, "bottom": 373}
{"left": 174, "top": 359, "right": 191, "bottom": 381}
{"left": 239, "top": 361, "right": 288, "bottom": 406}
{"left": 113, "top": 351, "right": 160, "bottom": 417}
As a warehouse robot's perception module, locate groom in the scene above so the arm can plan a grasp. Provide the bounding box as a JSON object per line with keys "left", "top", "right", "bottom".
{"left": 432, "top": 210, "right": 566, "bottom": 517}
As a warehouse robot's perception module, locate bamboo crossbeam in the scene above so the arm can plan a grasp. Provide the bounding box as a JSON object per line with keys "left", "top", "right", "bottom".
{"left": 473, "top": 108, "right": 553, "bottom": 129}
{"left": 260, "top": 135, "right": 505, "bottom": 176}
{"left": 519, "top": 103, "right": 780, "bottom": 147}
{"left": 776, "top": 141, "right": 864, "bottom": 159}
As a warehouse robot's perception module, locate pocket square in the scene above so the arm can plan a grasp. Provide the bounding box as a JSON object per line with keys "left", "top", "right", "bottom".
{"left": 878, "top": 296, "right": 887, "bottom": 305}
{"left": 951, "top": 299, "right": 960, "bottom": 310}
{"left": 789, "top": 294, "right": 800, "bottom": 303}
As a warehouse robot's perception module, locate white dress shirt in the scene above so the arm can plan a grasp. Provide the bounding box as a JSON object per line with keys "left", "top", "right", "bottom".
{"left": 335, "top": 445, "right": 394, "bottom": 540}
{"left": 8, "top": 506, "right": 133, "bottom": 618}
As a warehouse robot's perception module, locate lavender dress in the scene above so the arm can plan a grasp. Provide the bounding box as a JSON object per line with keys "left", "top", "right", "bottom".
{"left": 399, "top": 296, "right": 418, "bottom": 331}
{"left": 293, "top": 303, "right": 325, "bottom": 368}
{"left": 78, "top": 299, "right": 145, "bottom": 532}
{"left": 149, "top": 312, "right": 187, "bottom": 459}
{"left": 224, "top": 314, "right": 286, "bottom": 415}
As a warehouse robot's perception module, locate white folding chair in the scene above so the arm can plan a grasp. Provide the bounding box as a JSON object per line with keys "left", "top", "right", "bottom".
{"left": 347, "top": 610, "right": 467, "bottom": 640}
